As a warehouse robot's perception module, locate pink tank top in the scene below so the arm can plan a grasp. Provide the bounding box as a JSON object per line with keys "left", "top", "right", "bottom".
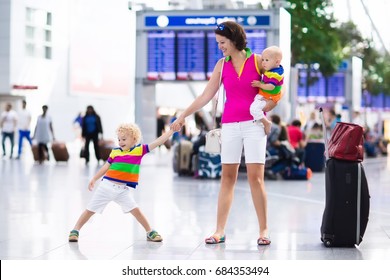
{"left": 221, "top": 53, "right": 261, "bottom": 123}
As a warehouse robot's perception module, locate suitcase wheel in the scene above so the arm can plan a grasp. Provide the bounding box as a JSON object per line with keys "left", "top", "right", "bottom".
{"left": 323, "top": 239, "right": 333, "bottom": 247}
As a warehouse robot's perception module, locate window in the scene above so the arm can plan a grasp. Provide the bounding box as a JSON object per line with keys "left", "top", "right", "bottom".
{"left": 25, "top": 7, "right": 52, "bottom": 59}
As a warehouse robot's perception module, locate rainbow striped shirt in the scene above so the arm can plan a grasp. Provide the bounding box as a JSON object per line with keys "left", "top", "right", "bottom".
{"left": 103, "top": 144, "right": 149, "bottom": 188}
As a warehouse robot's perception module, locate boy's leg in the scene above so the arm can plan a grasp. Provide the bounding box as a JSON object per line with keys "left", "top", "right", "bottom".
{"left": 259, "top": 118, "right": 272, "bottom": 136}
{"left": 130, "top": 207, "right": 162, "bottom": 242}
{"left": 130, "top": 207, "right": 151, "bottom": 232}
{"left": 69, "top": 209, "right": 95, "bottom": 242}
{"left": 73, "top": 209, "right": 96, "bottom": 231}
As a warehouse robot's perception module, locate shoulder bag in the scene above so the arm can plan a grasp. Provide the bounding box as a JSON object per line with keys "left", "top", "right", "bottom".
{"left": 205, "top": 59, "right": 225, "bottom": 154}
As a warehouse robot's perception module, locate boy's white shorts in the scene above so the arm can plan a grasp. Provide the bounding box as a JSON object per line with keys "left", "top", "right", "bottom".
{"left": 86, "top": 179, "right": 138, "bottom": 214}
{"left": 221, "top": 120, "right": 267, "bottom": 164}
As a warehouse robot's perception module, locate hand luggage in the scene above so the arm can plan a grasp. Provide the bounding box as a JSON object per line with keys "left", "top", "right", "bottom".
{"left": 327, "top": 122, "right": 364, "bottom": 162}
{"left": 282, "top": 166, "right": 312, "bottom": 180}
{"left": 197, "top": 151, "right": 221, "bottom": 179}
{"left": 172, "top": 140, "right": 193, "bottom": 176}
{"left": 319, "top": 108, "right": 370, "bottom": 247}
{"left": 99, "top": 139, "right": 115, "bottom": 161}
{"left": 51, "top": 141, "right": 69, "bottom": 162}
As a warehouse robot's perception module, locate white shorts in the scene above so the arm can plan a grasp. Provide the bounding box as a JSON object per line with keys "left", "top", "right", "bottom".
{"left": 86, "top": 179, "right": 138, "bottom": 214}
{"left": 221, "top": 120, "right": 267, "bottom": 164}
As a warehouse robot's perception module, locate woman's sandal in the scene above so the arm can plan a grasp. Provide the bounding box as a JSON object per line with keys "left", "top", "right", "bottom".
{"left": 205, "top": 234, "right": 226, "bottom": 244}
{"left": 257, "top": 236, "right": 271, "bottom": 246}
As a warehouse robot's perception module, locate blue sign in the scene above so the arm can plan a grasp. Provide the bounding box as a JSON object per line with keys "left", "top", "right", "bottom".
{"left": 145, "top": 15, "right": 270, "bottom": 29}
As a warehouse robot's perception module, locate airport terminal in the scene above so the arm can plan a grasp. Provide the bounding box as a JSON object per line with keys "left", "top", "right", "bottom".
{"left": 1, "top": 0, "right": 390, "bottom": 265}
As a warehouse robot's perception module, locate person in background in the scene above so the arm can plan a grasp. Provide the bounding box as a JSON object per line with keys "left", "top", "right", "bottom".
{"left": 16, "top": 100, "right": 32, "bottom": 159}
{"left": 304, "top": 111, "right": 317, "bottom": 135}
{"left": 33, "top": 105, "right": 55, "bottom": 164}
{"left": 287, "top": 119, "right": 306, "bottom": 165}
{"left": 68, "top": 123, "right": 173, "bottom": 242}
{"left": 1, "top": 103, "right": 18, "bottom": 159}
{"left": 81, "top": 105, "right": 103, "bottom": 165}
{"left": 171, "top": 21, "right": 273, "bottom": 246}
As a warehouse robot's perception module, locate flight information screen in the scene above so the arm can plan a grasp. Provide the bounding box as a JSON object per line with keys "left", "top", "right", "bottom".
{"left": 147, "top": 31, "right": 176, "bottom": 80}
{"left": 177, "top": 31, "right": 206, "bottom": 80}
{"left": 297, "top": 70, "right": 345, "bottom": 103}
{"left": 147, "top": 29, "right": 267, "bottom": 81}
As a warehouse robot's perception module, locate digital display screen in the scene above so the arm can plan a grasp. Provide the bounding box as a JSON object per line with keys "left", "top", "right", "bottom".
{"left": 147, "top": 29, "right": 268, "bottom": 81}
{"left": 297, "top": 70, "right": 346, "bottom": 103}
{"left": 327, "top": 72, "right": 345, "bottom": 102}
{"left": 206, "top": 31, "right": 221, "bottom": 80}
{"left": 177, "top": 31, "right": 206, "bottom": 80}
{"left": 246, "top": 30, "right": 267, "bottom": 55}
{"left": 385, "top": 95, "right": 390, "bottom": 109}
{"left": 307, "top": 73, "right": 326, "bottom": 102}
{"left": 147, "top": 31, "right": 176, "bottom": 80}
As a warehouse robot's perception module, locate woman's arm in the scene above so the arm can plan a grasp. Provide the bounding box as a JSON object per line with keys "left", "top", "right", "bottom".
{"left": 170, "top": 59, "right": 224, "bottom": 131}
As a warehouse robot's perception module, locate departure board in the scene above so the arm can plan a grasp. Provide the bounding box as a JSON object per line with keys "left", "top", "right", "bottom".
{"left": 206, "top": 29, "right": 267, "bottom": 79}
{"left": 147, "top": 29, "right": 268, "bottom": 81}
{"left": 147, "top": 31, "right": 176, "bottom": 80}
{"left": 206, "top": 31, "right": 221, "bottom": 80}
{"left": 246, "top": 30, "right": 267, "bottom": 55}
{"left": 307, "top": 73, "right": 326, "bottom": 102}
{"left": 297, "top": 70, "right": 346, "bottom": 103}
{"left": 327, "top": 72, "right": 345, "bottom": 102}
{"left": 177, "top": 31, "right": 206, "bottom": 80}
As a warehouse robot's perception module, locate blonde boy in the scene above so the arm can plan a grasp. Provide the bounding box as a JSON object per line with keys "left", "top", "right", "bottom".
{"left": 68, "top": 123, "right": 173, "bottom": 242}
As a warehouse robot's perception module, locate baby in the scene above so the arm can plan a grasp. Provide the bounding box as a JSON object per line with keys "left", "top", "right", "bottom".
{"left": 250, "top": 46, "right": 284, "bottom": 135}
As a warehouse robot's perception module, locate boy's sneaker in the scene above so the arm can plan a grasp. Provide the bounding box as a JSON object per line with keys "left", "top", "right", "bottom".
{"left": 147, "top": 230, "right": 163, "bottom": 242}
{"left": 68, "top": 230, "right": 79, "bottom": 242}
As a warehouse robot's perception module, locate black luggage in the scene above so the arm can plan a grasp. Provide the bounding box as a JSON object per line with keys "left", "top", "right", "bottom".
{"left": 319, "top": 108, "right": 370, "bottom": 247}
{"left": 320, "top": 158, "right": 370, "bottom": 247}
{"left": 172, "top": 140, "right": 193, "bottom": 176}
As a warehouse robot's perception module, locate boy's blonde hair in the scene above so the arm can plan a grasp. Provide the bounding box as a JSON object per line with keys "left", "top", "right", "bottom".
{"left": 116, "top": 123, "right": 142, "bottom": 144}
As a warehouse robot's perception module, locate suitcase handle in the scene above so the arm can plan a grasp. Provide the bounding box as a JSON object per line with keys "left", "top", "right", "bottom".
{"left": 319, "top": 107, "right": 329, "bottom": 160}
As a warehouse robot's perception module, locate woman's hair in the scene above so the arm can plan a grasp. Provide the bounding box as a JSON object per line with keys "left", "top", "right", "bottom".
{"left": 214, "top": 21, "right": 247, "bottom": 51}
{"left": 116, "top": 123, "right": 142, "bottom": 144}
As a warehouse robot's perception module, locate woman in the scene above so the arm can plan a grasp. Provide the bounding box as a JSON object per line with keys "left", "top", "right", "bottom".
{"left": 33, "top": 105, "right": 55, "bottom": 164}
{"left": 171, "top": 21, "right": 275, "bottom": 245}
{"left": 82, "top": 105, "right": 103, "bottom": 164}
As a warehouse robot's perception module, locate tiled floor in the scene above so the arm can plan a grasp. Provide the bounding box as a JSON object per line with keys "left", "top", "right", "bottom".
{"left": 1, "top": 143, "right": 390, "bottom": 260}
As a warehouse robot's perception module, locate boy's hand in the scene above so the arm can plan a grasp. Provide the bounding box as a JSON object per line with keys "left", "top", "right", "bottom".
{"left": 88, "top": 180, "right": 95, "bottom": 191}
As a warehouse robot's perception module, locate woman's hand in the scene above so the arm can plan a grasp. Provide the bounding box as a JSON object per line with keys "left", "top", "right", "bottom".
{"left": 170, "top": 117, "right": 185, "bottom": 132}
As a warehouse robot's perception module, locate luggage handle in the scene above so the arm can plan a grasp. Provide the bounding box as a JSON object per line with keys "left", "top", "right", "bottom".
{"left": 319, "top": 108, "right": 329, "bottom": 160}
{"left": 356, "top": 163, "right": 362, "bottom": 245}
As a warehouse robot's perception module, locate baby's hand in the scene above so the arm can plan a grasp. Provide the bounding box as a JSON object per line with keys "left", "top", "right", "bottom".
{"left": 251, "top": 80, "right": 261, "bottom": 88}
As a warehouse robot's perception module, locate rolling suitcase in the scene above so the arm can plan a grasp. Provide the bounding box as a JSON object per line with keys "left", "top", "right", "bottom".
{"left": 319, "top": 108, "right": 370, "bottom": 247}
{"left": 51, "top": 141, "right": 69, "bottom": 162}
{"left": 32, "top": 144, "right": 48, "bottom": 162}
{"left": 99, "top": 139, "right": 115, "bottom": 161}
{"left": 172, "top": 140, "right": 193, "bottom": 176}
